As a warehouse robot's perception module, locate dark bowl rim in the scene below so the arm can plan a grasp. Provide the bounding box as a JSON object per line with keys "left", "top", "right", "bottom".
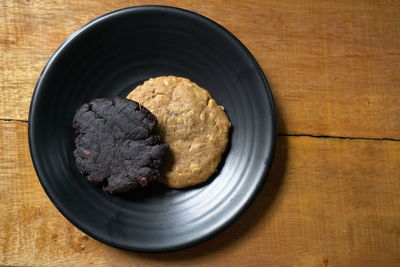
{"left": 28, "top": 5, "right": 277, "bottom": 253}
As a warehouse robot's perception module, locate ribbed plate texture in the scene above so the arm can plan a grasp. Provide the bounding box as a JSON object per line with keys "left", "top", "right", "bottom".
{"left": 29, "top": 6, "right": 275, "bottom": 252}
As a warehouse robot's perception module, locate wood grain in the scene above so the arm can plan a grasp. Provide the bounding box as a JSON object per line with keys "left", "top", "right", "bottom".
{"left": 1, "top": 1, "right": 400, "bottom": 266}
{"left": 1, "top": 121, "right": 399, "bottom": 267}
{"left": 1, "top": 0, "right": 400, "bottom": 139}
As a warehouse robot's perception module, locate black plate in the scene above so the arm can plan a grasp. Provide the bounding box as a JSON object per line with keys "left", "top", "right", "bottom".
{"left": 28, "top": 6, "right": 276, "bottom": 252}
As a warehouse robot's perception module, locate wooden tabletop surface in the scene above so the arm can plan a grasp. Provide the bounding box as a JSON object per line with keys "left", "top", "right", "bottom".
{"left": 1, "top": 0, "right": 399, "bottom": 266}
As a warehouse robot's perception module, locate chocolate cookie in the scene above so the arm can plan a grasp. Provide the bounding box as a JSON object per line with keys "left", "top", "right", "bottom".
{"left": 127, "top": 76, "right": 231, "bottom": 188}
{"left": 73, "top": 97, "right": 168, "bottom": 194}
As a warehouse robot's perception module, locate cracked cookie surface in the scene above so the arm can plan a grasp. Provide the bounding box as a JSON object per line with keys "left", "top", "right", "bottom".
{"left": 127, "top": 76, "right": 231, "bottom": 188}
{"left": 73, "top": 97, "right": 168, "bottom": 194}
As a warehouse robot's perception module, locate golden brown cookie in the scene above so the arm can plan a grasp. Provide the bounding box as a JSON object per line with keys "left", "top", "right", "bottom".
{"left": 127, "top": 76, "right": 231, "bottom": 188}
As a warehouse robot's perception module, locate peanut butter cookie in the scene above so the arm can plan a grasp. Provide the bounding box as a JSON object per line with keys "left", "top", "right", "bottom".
{"left": 127, "top": 76, "right": 231, "bottom": 188}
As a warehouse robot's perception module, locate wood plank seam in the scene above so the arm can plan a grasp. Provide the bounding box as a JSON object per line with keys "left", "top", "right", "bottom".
{"left": 2, "top": 118, "right": 399, "bottom": 142}
{"left": 0, "top": 119, "right": 28, "bottom": 124}
{"left": 278, "top": 133, "right": 400, "bottom": 142}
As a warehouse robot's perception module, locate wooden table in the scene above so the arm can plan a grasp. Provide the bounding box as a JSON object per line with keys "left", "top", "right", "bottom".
{"left": 1, "top": 1, "right": 399, "bottom": 266}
